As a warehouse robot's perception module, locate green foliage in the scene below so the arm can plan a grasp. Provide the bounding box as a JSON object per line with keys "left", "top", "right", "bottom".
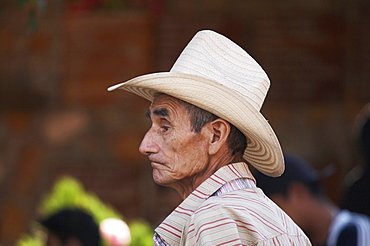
{"left": 39, "top": 176, "right": 123, "bottom": 223}
{"left": 129, "top": 220, "right": 154, "bottom": 246}
{"left": 17, "top": 234, "right": 43, "bottom": 246}
{"left": 16, "top": 176, "right": 153, "bottom": 246}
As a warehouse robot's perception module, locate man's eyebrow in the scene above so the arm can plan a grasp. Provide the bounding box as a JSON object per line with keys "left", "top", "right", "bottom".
{"left": 145, "top": 108, "right": 169, "bottom": 119}
{"left": 154, "top": 108, "right": 169, "bottom": 117}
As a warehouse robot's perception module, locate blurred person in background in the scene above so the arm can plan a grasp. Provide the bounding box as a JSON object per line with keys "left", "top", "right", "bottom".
{"left": 254, "top": 154, "right": 370, "bottom": 246}
{"left": 341, "top": 103, "right": 370, "bottom": 217}
{"left": 40, "top": 208, "right": 101, "bottom": 246}
{"left": 108, "top": 30, "right": 311, "bottom": 245}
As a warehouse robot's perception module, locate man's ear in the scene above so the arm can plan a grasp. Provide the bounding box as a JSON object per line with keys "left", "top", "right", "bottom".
{"left": 208, "top": 118, "right": 230, "bottom": 155}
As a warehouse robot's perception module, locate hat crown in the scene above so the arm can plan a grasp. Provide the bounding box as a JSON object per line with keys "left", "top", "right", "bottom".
{"left": 170, "top": 30, "right": 270, "bottom": 111}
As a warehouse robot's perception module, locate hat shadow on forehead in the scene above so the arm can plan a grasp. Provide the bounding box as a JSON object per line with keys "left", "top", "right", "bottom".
{"left": 108, "top": 30, "right": 284, "bottom": 177}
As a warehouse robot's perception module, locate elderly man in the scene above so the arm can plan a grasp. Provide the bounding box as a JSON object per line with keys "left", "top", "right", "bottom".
{"left": 108, "top": 30, "right": 311, "bottom": 245}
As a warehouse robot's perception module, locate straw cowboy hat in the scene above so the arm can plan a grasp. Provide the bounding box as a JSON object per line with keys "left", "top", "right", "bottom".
{"left": 108, "top": 30, "right": 284, "bottom": 177}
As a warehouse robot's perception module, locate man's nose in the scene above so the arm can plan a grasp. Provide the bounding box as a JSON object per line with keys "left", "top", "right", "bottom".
{"left": 139, "top": 130, "right": 158, "bottom": 155}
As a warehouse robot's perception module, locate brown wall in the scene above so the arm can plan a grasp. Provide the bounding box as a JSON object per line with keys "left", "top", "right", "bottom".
{"left": 0, "top": 0, "right": 369, "bottom": 244}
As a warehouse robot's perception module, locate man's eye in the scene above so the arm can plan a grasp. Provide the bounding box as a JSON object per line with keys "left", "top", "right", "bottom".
{"left": 161, "top": 126, "right": 170, "bottom": 132}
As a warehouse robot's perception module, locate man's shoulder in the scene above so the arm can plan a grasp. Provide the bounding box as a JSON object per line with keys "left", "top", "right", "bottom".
{"left": 190, "top": 188, "right": 261, "bottom": 215}
{"left": 200, "top": 188, "right": 263, "bottom": 206}
{"left": 192, "top": 188, "right": 286, "bottom": 223}
{"left": 186, "top": 188, "right": 310, "bottom": 244}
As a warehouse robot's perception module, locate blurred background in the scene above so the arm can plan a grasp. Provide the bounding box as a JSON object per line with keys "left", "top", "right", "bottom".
{"left": 0, "top": 0, "right": 369, "bottom": 245}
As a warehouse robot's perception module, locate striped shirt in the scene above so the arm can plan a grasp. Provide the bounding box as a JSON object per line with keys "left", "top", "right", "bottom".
{"left": 153, "top": 162, "right": 311, "bottom": 245}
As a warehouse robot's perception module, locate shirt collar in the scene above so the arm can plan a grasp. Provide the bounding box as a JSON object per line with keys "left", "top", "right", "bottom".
{"left": 154, "top": 162, "right": 255, "bottom": 245}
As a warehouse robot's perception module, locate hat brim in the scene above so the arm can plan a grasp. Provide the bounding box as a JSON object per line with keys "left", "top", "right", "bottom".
{"left": 108, "top": 72, "right": 284, "bottom": 177}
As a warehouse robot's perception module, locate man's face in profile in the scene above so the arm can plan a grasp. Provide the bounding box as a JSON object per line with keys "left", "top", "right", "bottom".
{"left": 139, "top": 94, "right": 210, "bottom": 190}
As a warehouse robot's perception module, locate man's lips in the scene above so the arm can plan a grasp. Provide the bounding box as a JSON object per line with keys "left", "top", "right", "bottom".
{"left": 149, "top": 159, "right": 164, "bottom": 167}
{"left": 151, "top": 162, "right": 167, "bottom": 171}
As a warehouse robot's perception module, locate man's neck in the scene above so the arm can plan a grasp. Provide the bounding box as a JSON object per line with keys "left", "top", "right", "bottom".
{"left": 172, "top": 154, "right": 245, "bottom": 199}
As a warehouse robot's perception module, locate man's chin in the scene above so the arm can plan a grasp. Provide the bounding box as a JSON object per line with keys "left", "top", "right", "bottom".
{"left": 152, "top": 170, "right": 166, "bottom": 185}
{"left": 152, "top": 172, "right": 173, "bottom": 187}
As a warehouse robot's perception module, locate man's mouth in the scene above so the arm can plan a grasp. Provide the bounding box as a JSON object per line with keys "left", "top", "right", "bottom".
{"left": 149, "top": 158, "right": 164, "bottom": 167}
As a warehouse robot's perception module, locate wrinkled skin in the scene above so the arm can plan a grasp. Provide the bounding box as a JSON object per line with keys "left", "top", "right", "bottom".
{"left": 139, "top": 94, "right": 240, "bottom": 199}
